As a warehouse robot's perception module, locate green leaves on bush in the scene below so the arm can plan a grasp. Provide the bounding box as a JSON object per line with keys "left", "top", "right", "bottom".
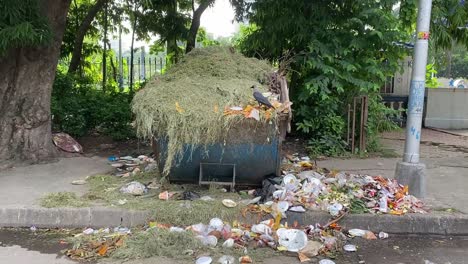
{"left": 51, "top": 72, "right": 135, "bottom": 140}
{"left": 236, "top": 0, "right": 407, "bottom": 156}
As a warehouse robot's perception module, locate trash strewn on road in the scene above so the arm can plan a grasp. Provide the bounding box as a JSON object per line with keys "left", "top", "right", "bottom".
{"left": 52, "top": 132, "right": 83, "bottom": 153}
{"left": 107, "top": 154, "right": 156, "bottom": 177}
{"left": 63, "top": 153, "right": 426, "bottom": 262}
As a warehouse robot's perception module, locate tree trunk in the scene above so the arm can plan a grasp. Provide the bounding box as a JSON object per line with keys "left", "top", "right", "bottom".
{"left": 108, "top": 43, "right": 118, "bottom": 81}
{"left": 68, "top": 0, "right": 107, "bottom": 74}
{"left": 185, "top": 0, "right": 212, "bottom": 53}
{"left": 0, "top": 0, "right": 71, "bottom": 167}
{"left": 167, "top": 0, "right": 180, "bottom": 64}
{"left": 129, "top": 13, "right": 137, "bottom": 96}
{"left": 102, "top": 0, "right": 108, "bottom": 91}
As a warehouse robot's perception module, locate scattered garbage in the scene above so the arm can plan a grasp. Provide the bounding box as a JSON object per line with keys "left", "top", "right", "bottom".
{"left": 107, "top": 154, "right": 156, "bottom": 177}
{"left": 277, "top": 228, "right": 308, "bottom": 252}
{"left": 201, "top": 196, "right": 214, "bottom": 201}
{"left": 289, "top": 205, "right": 306, "bottom": 212}
{"left": 252, "top": 154, "right": 426, "bottom": 218}
{"left": 222, "top": 199, "right": 237, "bottom": 208}
{"left": 71, "top": 179, "right": 87, "bottom": 185}
{"left": 197, "top": 235, "right": 218, "bottom": 247}
{"left": 239, "top": 256, "right": 252, "bottom": 264}
{"left": 327, "top": 203, "right": 344, "bottom": 216}
{"left": 169, "top": 227, "right": 185, "bottom": 232}
{"left": 30, "top": 226, "right": 37, "bottom": 232}
{"left": 348, "top": 229, "right": 367, "bottom": 237}
{"left": 218, "top": 255, "right": 235, "bottom": 264}
{"left": 83, "top": 228, "right": 94, "bottom": 235}
{"left": 158, "top": 191, "right": 175, "bottom": 200}
{"left": 196, "top": 256, "right": 213, "bottom": 264}
{"left": 343, "top": 244, "right": 357, "bottom": 252}
{"left": 52, "top": 132, "right": 83, "bottom": 153}
{"left": 120, "top": 181, "right": 147, "bottom": 196}
{"left": 63, "top": 152, "right": 427, "bottom": 262}
{"left": 113, "top": 227, "right": 131, "bottom": 234}
{"left": 182, "top": 191, "right": 201, "bottom": 201}
{"left": 379, "top": 232, "right": 389, "bottom": 239}
{"left": 209, "top": 218, "right": 224, "bottom": 231}
{"left": 222, "top": 238, "right": 235, "bottom": 248}
{"left": 299, "top": 240, "right": 323, "bottom": 257}
{"left": 319, "top": 259, "right": 336, "bottom": 264}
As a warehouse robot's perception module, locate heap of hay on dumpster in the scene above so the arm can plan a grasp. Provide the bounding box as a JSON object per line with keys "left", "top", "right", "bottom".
{"left": 132, "top": 46, "right": 276, "bottom": 176}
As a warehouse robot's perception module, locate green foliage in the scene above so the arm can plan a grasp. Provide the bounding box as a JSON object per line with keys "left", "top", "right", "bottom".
{"left": 51, "top": 71, "right": 135, "bottom": 140}
{"left": 399, "top": 0, "right": 468, "bottom": 51}
{"left": 430, "top": 0, "right": 468, "bottom": 51}
{"left": 435, "top": 44, "right": 468, "bottom": 78}
{"left": 366, "top": 94, "right": 401, "bottom": 152}
{"left": 426, "top": 63, "right": 441, "bottom": 88}
{"left": 0, "top": 0, "right": 51, "bottom": 55}
{"left": 196, "top": 27, "right": 220, "bottom": 47}
{"left": 236, "top": 0, "right": 407, "bottom": 156}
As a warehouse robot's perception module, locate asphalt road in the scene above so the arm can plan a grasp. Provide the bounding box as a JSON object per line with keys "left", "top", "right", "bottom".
{"left": 1, "top": 229, "right": 467, "bottom": 264}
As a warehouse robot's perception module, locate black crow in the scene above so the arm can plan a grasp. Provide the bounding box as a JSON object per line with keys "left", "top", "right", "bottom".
{"left": 251, "top": 85, "right": 274, "bottom": 108}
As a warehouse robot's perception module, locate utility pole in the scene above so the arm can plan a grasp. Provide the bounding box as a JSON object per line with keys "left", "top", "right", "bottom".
{"left": 140, "top": 46, "right": 146, "bottom": 81}
{"left": 395, "top": 0, "right": 433, "bottom": 198}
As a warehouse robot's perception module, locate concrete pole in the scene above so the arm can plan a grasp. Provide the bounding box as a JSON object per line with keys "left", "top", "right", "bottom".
{"left": 395, "top": 0, "right": 433, "bottom": 198}
{"left": 140, "top": 46, "right": 146, "bottom": 81}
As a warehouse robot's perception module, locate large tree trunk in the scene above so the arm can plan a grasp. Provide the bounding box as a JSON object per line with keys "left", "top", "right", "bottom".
{"left": 0, "top": 0, "right": 71, "bottom": 167}
{"left": 68, "top": 0, "right": 107, "bottom": 74}
{"left": 185, "top": 0, "right": 212, "bottom": 53}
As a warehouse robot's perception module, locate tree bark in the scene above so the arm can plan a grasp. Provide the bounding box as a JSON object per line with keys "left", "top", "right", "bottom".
{"left": 129, "top": 11, "right": 137, "bottom": 96}
{"left": 108, "top": 43, "right": 118, "bottom": 82}
{"left": 102, "top": 0, "right": 108, "bottom": 91}
{"left": 185, "top": 0, "right": 212, "bottom": 53}
{"left": 0, "top": 0, "right": 71, "bottom": 166}
{"left": 68, "top": 0, "right": 107, "bottom": 74}
{"left": 167, "top": 0, "right": 180, "bottom": 64}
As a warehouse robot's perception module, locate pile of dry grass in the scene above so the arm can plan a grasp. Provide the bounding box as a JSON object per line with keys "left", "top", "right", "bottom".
{"left": 132, "top": 46, "right": 275, "bottom": 176}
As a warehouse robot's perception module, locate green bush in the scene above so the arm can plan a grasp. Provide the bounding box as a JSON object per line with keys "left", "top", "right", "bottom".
{"left": 51, "top": 72, "right": 135, "bottom": 140}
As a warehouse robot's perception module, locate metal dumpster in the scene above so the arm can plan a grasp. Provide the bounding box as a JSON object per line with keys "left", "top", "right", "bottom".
{"left": 153, "top": 121, "right": 282, "bottom": 186}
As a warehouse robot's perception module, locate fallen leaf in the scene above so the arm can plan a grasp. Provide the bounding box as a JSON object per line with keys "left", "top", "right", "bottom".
{"left": 363, "top": 231, "right": 377, "bottom": 240}
{"left": 299, "top": 161, "right": 314, "bottom": 168}
{"left": 175, "top": 102, "right": 185, "bottom": 113}
{"left": 115, "top": 237, "right": 124, "bottom": 247}
{"left": 239, "top": 256, "right": 253, "bottom": 263}
{"left": 273, "top": 212, "right": 282, "bottom": 230}
{"left": 97, "top": 244, "right": 108, "bottom": 256}
{"left": 298, "top": 252, "right": 311, "bottom": 262}
{"left": 277, "top": 246, "right": 288, "bottom": 251}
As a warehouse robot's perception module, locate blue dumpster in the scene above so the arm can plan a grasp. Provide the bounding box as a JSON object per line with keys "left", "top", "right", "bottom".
{"left": 153, "top": 122, "right": 282, "bottom": 186}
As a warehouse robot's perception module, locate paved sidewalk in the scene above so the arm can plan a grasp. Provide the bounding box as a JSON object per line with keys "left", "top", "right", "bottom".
{"left": 0, "top": 157, "right": 109, "bottom": 208}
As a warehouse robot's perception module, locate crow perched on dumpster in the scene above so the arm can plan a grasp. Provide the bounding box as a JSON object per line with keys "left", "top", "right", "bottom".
{"left": 251, "top": 85, "right": 274, "bottom": 108}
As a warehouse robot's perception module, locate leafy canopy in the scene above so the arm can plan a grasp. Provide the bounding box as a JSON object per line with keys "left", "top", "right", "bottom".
{"left": 235, "top": 0, "right": 407, "bottom": 155}
{"left": 0, "top": 0, "right": 51, "bottom": 55}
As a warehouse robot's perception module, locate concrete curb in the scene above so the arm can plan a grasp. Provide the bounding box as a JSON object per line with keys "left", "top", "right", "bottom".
{"left": 0, "top": 207, "right": 468, "bottom": 236}
{"left": 0, "top": 207, "right": 467, "bottom": 236}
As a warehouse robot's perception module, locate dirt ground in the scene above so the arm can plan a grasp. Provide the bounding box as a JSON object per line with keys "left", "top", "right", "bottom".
{"left": 77, "top": 135, "right": 152, "bottom": 158}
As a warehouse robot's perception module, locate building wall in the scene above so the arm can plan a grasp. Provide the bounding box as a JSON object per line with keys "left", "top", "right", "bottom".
{"left": 392, "top": 56, "right": 413, "bottom": 96}
{"left": 425, "top": 88, "right": 468, "bottom": 129}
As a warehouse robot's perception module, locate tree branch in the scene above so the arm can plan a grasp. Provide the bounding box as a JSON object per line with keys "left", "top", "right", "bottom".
{"left": 68, "top": 0, "right": 107, "bottom": 74}
{"left": 185, "top": 0, "right": 213, "bottom": 53}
